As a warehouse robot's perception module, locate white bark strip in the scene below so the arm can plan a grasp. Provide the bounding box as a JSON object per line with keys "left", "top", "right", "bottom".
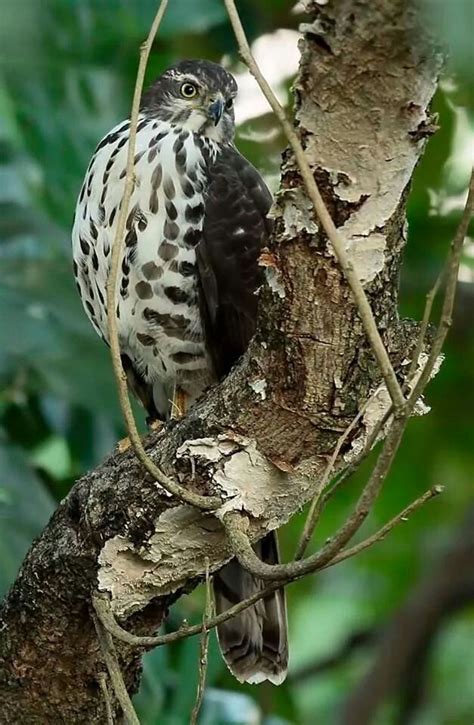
{"left": 295, "top": 3, "right": 441, "bottom": 283}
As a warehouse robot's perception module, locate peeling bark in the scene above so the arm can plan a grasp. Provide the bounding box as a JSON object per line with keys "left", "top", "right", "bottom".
{"left": 0, "top": 1, "right": 440, "bottom": 721}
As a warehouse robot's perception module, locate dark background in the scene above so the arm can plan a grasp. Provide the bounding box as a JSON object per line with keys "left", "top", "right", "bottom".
{"left": 0, "top": 1, "right": 472, "bottom": 723}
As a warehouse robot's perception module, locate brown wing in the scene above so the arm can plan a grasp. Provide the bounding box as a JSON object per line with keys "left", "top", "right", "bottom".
{"left": 197, "top": 146, "right": 272, "bottom": 379}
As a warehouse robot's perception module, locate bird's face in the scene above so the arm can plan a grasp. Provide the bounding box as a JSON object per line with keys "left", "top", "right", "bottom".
{"left": 141, "top": 60, "right": 238, "bottom": 144}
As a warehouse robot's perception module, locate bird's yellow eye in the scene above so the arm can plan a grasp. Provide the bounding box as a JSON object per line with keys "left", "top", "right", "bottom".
{"left": 180, "top": 82, "right": 198, "bottom": 99}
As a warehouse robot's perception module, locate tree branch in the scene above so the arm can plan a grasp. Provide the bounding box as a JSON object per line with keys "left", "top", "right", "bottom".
{"left": 98, "top": 674, "right": 114, "bottom": 725}
{"left": 190, "top": 560, "right": 212, "bottom": 725}
{"left": 408, "top": 169, "right": 474, "bottom": 404}
{"left": 94, "top": 612, "right": 140, "bottom": 725}
{"left": 295, "top": 401, "right": 369, "bottom": 560}
{"left": 327, "top": 486, "right": 443, "bottom": 568}
{"left": 90, "top": 485, "right": 441, "bottom": 654}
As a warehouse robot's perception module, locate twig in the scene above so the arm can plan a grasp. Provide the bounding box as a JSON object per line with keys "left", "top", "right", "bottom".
{"left": 93, "top": 588, "right": 278, "bottom": 649}
{"left": 93, "top": 481, "right": 439, "bottom": 652}
{"left": 288, "top": 628, "right": 376, "bottom": 682}
{"left": 221, "top": 406, "right": 411, "bottom": 583}
{"left": 327, "top": 207, "right": 462, "bottom": 502}
{"left": 95, "top": 418, "right": 435, "bottom": 656}
{"left": 404, "top": 175, "right": 471, "bottom": 391}
{"left": 223, "top": 0, "right": 405, "bottom": 410}
{"left": 318, "top": 404, "right": 394, "bottom": 509}
{"left": 330, "top": 172, "right": 471, "bottom": 501}
{"left": 408, "top": 169, "right": 474, "bottom": 406}
{"left": 295, "top": 401, "right": 369, "bottom": 560}
{"left": 98, "top": 673, "right": 114, "bottom": 725}
{"left": 405, "top": 274, "right": 443, "bottom": 387}
{"left": 221, "top": 166, "right": 472, "bottom": 581}
{"left": 104, "top": 0, "right": 221, "bottom": 511}
{"left": 224, "top": 452, "right": 444, "bottom": 583}
{"left": 327, "top": 485, "right": 443, "bottom": 567}
{"left": 93, "top": 612, "right": 140, "bottom": 725}
{"left": 305, "top": 173, "right": 471, "bottom": 583}
{"left": 190, "top": 560, "right": 212, "bottom": 725}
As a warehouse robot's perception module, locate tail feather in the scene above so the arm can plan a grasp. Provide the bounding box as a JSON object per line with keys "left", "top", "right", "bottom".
{"left": 213, "top": 530, "right": 288, "bottom": 685}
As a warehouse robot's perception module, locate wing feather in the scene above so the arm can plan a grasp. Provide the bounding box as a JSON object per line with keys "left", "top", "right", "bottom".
{"left": 197, "top": 146, "right": 272, "bottom": 378}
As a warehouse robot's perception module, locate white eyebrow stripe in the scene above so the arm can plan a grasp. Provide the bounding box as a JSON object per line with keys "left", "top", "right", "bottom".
{"left": 177, "top": 74, "right": 202, "bottom": 85}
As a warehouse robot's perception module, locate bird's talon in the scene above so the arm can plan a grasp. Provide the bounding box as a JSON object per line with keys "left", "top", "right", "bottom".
{"left": 117, "top": 436, "right": 132, "bottom": 453}
{"left": 148, "top": 419, "right": 163, "bottom": 433}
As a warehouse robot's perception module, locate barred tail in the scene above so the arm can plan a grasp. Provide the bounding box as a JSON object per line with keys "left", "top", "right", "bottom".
{"left": 213, "top": 531, "right": 288, "bottom": 685}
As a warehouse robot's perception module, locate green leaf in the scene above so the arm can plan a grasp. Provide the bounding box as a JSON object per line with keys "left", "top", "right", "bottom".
{"left": 30, "top": 434, "right": 72, "bottom": 480}
{"left": 0, "top": 436, "right": 55, "bottom": 596}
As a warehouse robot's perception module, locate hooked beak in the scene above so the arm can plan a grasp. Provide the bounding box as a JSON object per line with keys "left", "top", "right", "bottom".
{"left": 207, "top": 96, "right": 224, "bottom": 126}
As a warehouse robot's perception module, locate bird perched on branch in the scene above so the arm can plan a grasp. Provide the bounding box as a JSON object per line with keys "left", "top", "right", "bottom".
{"left": 72, "top": 59, "right": 287, "bottom": 685}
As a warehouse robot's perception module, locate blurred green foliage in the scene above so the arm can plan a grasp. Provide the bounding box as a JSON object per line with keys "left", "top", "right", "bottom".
{"left": 0, "top": 1, "right": 473, "bottom": 723}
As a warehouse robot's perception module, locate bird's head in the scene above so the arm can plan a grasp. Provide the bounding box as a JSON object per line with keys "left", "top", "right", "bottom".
{"left": 141, "top": 59, "right": 237, "bottom": 144}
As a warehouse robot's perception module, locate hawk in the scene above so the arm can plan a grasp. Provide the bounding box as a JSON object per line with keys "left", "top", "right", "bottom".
{"left": 72, "top": 59, "right": 288, "bottom": 685}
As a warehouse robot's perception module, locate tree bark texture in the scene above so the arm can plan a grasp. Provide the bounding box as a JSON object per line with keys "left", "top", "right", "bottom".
{"left": 0, "top": 1, "right": 440, "bottom": 722}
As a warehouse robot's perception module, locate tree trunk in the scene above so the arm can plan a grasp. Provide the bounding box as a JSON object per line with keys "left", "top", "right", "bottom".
{"left": 0, "top": 1, "right": 439, "bottom": 721}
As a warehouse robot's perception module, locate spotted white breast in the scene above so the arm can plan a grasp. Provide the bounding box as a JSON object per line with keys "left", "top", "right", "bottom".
{"left": 72, "top": 116, "right": 219, "bottom": 416}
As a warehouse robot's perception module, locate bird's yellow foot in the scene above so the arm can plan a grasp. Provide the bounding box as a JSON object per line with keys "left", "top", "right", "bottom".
{"left": 148, "top": 419, "right": 163, "bottom": 433}
{"left": 117, "top": 436, "right": 132, "bottom": 453}
{"left": 171, "top": 387, "right": 188, "bottom": 419}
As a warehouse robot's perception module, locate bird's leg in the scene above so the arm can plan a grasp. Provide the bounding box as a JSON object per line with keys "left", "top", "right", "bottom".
{"left": 117, "top": 417, "right": 163, "bottom": 453}
{"left": 117, "top": 436, "right": 132, "bottom": 453}
{"left": 147, "top": 417, "right": 164, "bottom": 433}
{"left": 171, "top": 386, "right": 188, "bottom": 419}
